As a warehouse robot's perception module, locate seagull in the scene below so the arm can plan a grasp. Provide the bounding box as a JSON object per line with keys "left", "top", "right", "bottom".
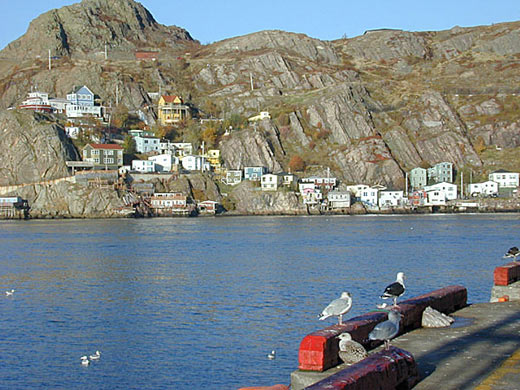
{"left": 381, "top": 272, "right": 405, "bottom": 307}
{"left": 368, "top": 310, "right": 403, "bottom": 350}
{"left": 504, "top": 247, "right": 520, "bottom": 261}
{"left": 80, "top": 356, "right": 90, "bottom": 366}
{"left": 89, "top": 351, "right": 101, "bottom": 360}
{"left": 267, "top": 350, "right": 276, "bottom": 360}
{"left": 337, "top": 333, "right": 368, "bottom": 365}
{"left": 318, "top": 291, "right": 353, "bottom": 325}
{"left": 5, "top": 289, "right": 14, "bottom": 296}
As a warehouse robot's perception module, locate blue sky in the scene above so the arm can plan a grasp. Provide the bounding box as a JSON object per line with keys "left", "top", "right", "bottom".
{"left": 1, "top": 0, "right": 520, "bottom": 49}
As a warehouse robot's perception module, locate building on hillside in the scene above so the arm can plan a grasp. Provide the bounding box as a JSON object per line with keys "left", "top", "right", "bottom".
{"left": 135, "top": 51, "right": 159, "bottom": 61}
{"left": 49, "top": 97, "right": 70, "bottom": 113}
{"left": 428, "top": 162, "right": 454, "bottom": 184}
{"left": 248, "top": 111, "right": 271, "bottom": 122}
{"left": 379, "top": 190, "right": 405, "bottom": 208}
{"left": 149, "top": 192, "right": 187, "bottom": 210}
{"left": 327, "top": 190, "right": 351, "bottom": 209}
{"left": 223, "top": 169, "right": 242, "bottom": 186}
{"left": 280, "top": 172, "right": 297, "bottom": 188}
{"left": 360, "top": 187, "right": 379, "bottom": 207}
{"left": 128, "top": 129, "right": 154, "bottom": 138}
{"left": 469, "top": 181, "right": 499, "bottom": 197}
{"left": 197, "top": 200, "right": 220, "bottom": 214}
{"left": 300, "top": 176, "right": 337, "bottom": 191}
{"left": 66, "top": 85, "right": 103, "bottom": 119}
{"left": 82, "top": 144, "right": 123, "bottom": 170}
{"left": 149, "top": 154, "right": 178, "bottom": 172}
{"left": 182, "top": 155, "right": 210, "bottom": 171}
{"left": 424, "top": 182, "right": 457, "bottom": 200}
{"left": 300, "top": 186, "right": 323, "bottom": 206}
{"left": 206, "top": 149, "right": 221, "bottom": 171}
{"left": 133, "top": 134, "right": 160, "bottom": 154}
{"left": 157, "top": 95, "right": 189, "bottom": 125}
{"left": 132, "top": 160, "right": 155, "bottom": 173}
{"left": 261, "top": 173, "right": 282, "bottom": 191}
{"left": 489, "top": 170, "right": 520, "bottom": 188}
{"left": 409, "top": 167, "right": 427, "bottom": 190}
{"left": 18, "top": 91, "right": 52, "bottom": 112}
{"left": 244, "top": 166, "right": 267, "bottom": 181}
{"left": 346, "top": 184, "right": 370, "bottom": 201}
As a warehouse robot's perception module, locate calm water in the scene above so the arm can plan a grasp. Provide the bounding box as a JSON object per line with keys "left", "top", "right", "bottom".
{"left": 1, "top": 214, "right": 518, "bottom": 389}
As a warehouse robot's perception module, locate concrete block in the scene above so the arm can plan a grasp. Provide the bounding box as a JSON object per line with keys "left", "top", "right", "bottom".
{"left": 302, "top": 346, "right": 418, "bottom": 390}
{"left": 490, "top": 280, "right": 520, "bottom": 302}
{"left": 494, "top": 262, "right": 520, "bottom": 286}
{"left": 298, "top": 286, "right": 467, "bottom": 372}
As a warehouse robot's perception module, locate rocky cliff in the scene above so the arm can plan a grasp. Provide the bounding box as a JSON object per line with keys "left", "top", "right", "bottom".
{"left": 1, "top": 1, "right": 520, "bottom": 216}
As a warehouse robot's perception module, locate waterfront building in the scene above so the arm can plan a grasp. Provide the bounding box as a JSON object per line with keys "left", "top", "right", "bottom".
{"left": 360, "top": 187, "right": 379, "bottom": 207}
{"left": 327, "top": 190, "right": 351, "bottom": 209}
{"left": 426, "top": 189, "right": 447, "bottom": 205}
{"left": 149, "top": 192, "right": 187, "bottom": 209}
{"left": 408, "top": 190, "right": 427, "bottom": 207}
{"left": 428, "top": 162, "right": 454, "bottom": 184}
{"left": 489, "top": 170, "right": 520, "bottom": 188}
{"left": 261, "top": 173, "right": 282, "bottom": 191}
{"left": 409, "top": 167, "right": 427, "bottom": 190}
{"left": 379, "top": 190, "right": 405, "bottom": 208}
{"left": 424, "top": 182, "right": 457, "bottom": 200}
{"left": 469, "top": 181, "right": 499, "bottom": 197}
{"left": 82, "top": 144, "right": 123, "bottom": 170}
{"left": 197, "top": 200, "right": 220, "bottom": 214}
{"left": 300, "top": 186, "right": 323, "bottom": 205}
{"left": 244, "top": 166, "right": 267, "bottom": 181}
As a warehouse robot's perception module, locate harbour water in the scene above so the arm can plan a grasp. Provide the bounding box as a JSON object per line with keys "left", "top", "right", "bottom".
{"left": 1, "top": 214, "right": 518, "bottom": 389}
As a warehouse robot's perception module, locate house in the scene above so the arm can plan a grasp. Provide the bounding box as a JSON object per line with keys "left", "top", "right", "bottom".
{"left": 426, "top": 189, "right": 447, "bottom": 205}
{"left": 223, "top": 169, "right": 243, "bottom": 186}
{"left": 149, "top": 192, "right": 187, "bottom": 209}
{"left": 48, "top": 97, "right": 70, "bottom": 113}
{"left": 301, "top": 176, "right": 337, "bottom": 191}
{"left": 261, "top": 173, "right": 282, "bottom": 191}
{"left": 248, "top": 111, "right": 271, "bottom": 122}
{"left": 244, "top": 166, "right": 267, "bottom": 181}
{"left": 66, "top": 86, "right": 102, "bottom": 119}
{"left": 424, "top": 182, "right": 457, "bottom": 200}
{"left": 300, "top": 187, "right": 323, "bottom": 205}
{"left": 327, "top": 190, "right": 351, "bottom": 209}
{"left": 408, "top": 190, "right": 427, "bottom": 207}
{"left": 181, "top": 155, "right": 210, "bottom": 171}
{"left": 279, "top": 172, "right": 297, "bottom": 187}
{"left": 379, "top": 190, "right": 405, "bottom": 208}
{"left": 198, "top": 200, "right": 220, "bottom": 214}
{"left": 409, "top": 167, "right": 427, "bottom": 190}
{"left": 132, "top": 160, "right": 155, "bottom": 173}
{"left": 135, "top": 50, "right": 159, "bottom": 61}
{"left": 82, "top": 144, "right": 123, "bottom": 170}
{"left": 149, "top": 154, "right": 178, "bottom": 172}
{"left": 133, "top": 135, "right": 161, "bottom": 154}
{"left": 157, "top": 95, "right": 189, "bottom": 125}
{"left": 489, "top": 170, "right": 520, "bottom": 188}
{"left": 428, "top": 162, "right": 454, "bottom": 184}
{"left": 346, "top": 184, "right": 370, "bottom": 201}
{"left": 128, "top": 129, "right": 154, "bottom": 138}
{"left": 18, "top": 91, "right": 52, "bottom": 112}
{"left": 360, "top": 187, "right": 379, "bottom": 207}
{"left": 206, "top": 149, "right": 221, "bottom": 171}
{"left": 469, "top": 181, "right": 499, "bottom": 197}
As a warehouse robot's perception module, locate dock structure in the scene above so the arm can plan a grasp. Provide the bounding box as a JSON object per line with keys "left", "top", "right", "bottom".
{"left": 0, "top": 196, "right": 29, "bottom": 219}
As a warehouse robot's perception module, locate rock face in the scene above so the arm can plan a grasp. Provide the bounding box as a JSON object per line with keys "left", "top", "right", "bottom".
{"left": 3, "top": 0, "right": 193, "bottom": 59}
{"left": 0, "top": 111, "right": 78, "bottom": 186}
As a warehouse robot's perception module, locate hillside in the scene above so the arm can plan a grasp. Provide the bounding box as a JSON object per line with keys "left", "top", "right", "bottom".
{"left": 1, "top": 0, "right": 520, "bottom": 194}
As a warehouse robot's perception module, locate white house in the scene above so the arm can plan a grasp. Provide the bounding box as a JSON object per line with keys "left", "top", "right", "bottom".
{"left": 426, "top": 189, "right": 446, "bottom": 205}
{"left": 280, "top": 172, "right": 297, "bottom": 187}
{"left": 223, "top": 170, "right": 242, "bottom": 186}
{"left": 149, "top": 154, "right": 178, "bottom": 172}
{"left": 182, "top": 155, "right": 210, "bottom": 171}
{"left": 65, "top": 86, "right": 103, "bottom": 119}
{"left": 132, "top": 160, "right": 155, "bottom": 173}
{"left": 150, "top": 193, "right": 187, "bottom": 209}
{"left": 301, "top": 187, "right": 323, "bottom": 205}
{"left": 327, "top": 190, "right": 351, "bottom": 209}
{"left": 48, "top": 97, "right": 70, "bottom": 113}
{"left": 469, "top": 181, "right": 499, "bottom": 197}
{"left": 360, "top": 187, "right": 379, "bottom": 207}
{"left": 133, "top": 135, "right": 161, "bottom": 154}
{"left": 261, "top": 173, "right": 282, "bottom": 191}
{"left": 379, "top": 190, "right": 405, "bottom": 208}
{"left": 489, "top": 170, "right": 519, "bottom": 188}
{"left": 248, "top": 111, "right": 271, "bottom": 122}
{"left": 424, "top": 182, "right": 457, "bottom": 200}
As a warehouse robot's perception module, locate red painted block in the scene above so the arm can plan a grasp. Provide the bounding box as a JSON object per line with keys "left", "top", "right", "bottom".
{"left": 304, "top": 346, "right": 418, "bottom": 390}
{"left": 494, "top": 262, "right": 520, "bottom": 286}
{"left": 238, "top": 386, "right": 289, "bottom": 390}
{"left": 298, "top": 285, "right": 467, "bottom": 372}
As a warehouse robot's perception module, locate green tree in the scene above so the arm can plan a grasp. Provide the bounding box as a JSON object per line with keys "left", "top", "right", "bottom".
{"left": 123, "top": 135, "right": 136, "bottom": 155}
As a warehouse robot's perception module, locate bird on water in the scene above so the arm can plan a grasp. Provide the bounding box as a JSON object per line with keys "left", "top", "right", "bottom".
{"left": 5, "top": 289, "right": 14, "bottom": 296}
{"left": 504, "top": 247, "right": 520, "bottom": 261}
{"left": 267, "top": 350, "right": 276, "bottom": 360}
{"left": 318, "top": 291, "right": 352, "bottom": 325}
{"left": 368, "top": 310, "right": 403, "bottom": 350}
{"left": 89, "top": 350, "right": 101, "bottom": 360}
{"left": 80, "top": 356, "right": 89, "bottom": 366}
{"left": 381, "top": 272, "right": 405, "bottom": 307}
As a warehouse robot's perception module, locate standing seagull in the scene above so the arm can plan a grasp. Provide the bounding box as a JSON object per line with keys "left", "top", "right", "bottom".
{"left": 504, "top": 247, "right": 520, "bottom": 261}
{"left": 368, "top": 310, "right": 403, "bottom": 350}
{"left": 337, "top": 332, "right": 368, "bottom": 364}
{"left": 381, "top": 272, "right": 405, "bottom": 307}
{"left": 318, "top": 292, "right": 352, "bottom": 325}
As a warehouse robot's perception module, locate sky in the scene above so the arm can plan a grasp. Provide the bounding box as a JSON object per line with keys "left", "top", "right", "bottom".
{"left": 1, "top": 0, "right": 520, "bottom": 49}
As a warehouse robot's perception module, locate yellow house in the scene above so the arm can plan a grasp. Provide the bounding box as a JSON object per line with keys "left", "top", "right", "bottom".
{"left": 206, "top": 149, "right": 222, "bottom": 171}
{"left": 158, "top": 95, "right": 189, "bottom": 125}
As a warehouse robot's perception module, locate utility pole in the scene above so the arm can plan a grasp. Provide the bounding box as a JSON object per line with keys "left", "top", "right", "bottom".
{"left": 461, "top": 171, "right": 464, "bottom": 199}
{"left": 405, "top": 172, "right": 408, "bottom": 196}
{"left": 250, "top": 73, "right": 254, "bottom": 91}
{"left": 104, "top": 43, "right": 108, "bottom": 60}
{"left": 48, "top": 49, "right": 51, "bottom": 71}
{"left": 115, "top": 83, "right": 119, "bottom": 106}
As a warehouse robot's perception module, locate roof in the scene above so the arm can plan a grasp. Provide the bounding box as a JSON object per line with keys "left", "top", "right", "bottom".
{"left": 86, "top": 143, "right": 123, "bottom": 150}
{"left": 160, "top": 95, "right": 182, "bottom": 103}
{"left": 491, "top": 169, "right": 513, "bottom": 174}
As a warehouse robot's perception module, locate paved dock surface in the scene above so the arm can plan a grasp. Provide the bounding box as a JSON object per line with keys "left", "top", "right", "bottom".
{"left": 389, "top": 301, "right": 520, "bottom": 390}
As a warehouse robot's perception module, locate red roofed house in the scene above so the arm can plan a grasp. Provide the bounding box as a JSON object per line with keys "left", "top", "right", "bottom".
{"left": 158, "top": 95, "right": 189, "bottom": 125}
{"left": 82, "top": 143, "right": 124, "bottom": 170}
{"left": 135, "top": 51, "right": 159, "bottom": 61}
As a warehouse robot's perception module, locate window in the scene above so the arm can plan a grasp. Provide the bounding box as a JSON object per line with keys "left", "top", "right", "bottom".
{"left": 104, "top": 158, "right": 114, "bottom": 164}
{"left": 92, "top": 150, "right": 99, "bottom": 156}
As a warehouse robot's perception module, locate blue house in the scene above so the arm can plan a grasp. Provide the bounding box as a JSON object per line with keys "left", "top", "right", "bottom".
{"left": 67, "top": 85, "right": 95, "bottom": 106}
{"left": 244, "top": 166, "right": 267, "bottom": 181}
